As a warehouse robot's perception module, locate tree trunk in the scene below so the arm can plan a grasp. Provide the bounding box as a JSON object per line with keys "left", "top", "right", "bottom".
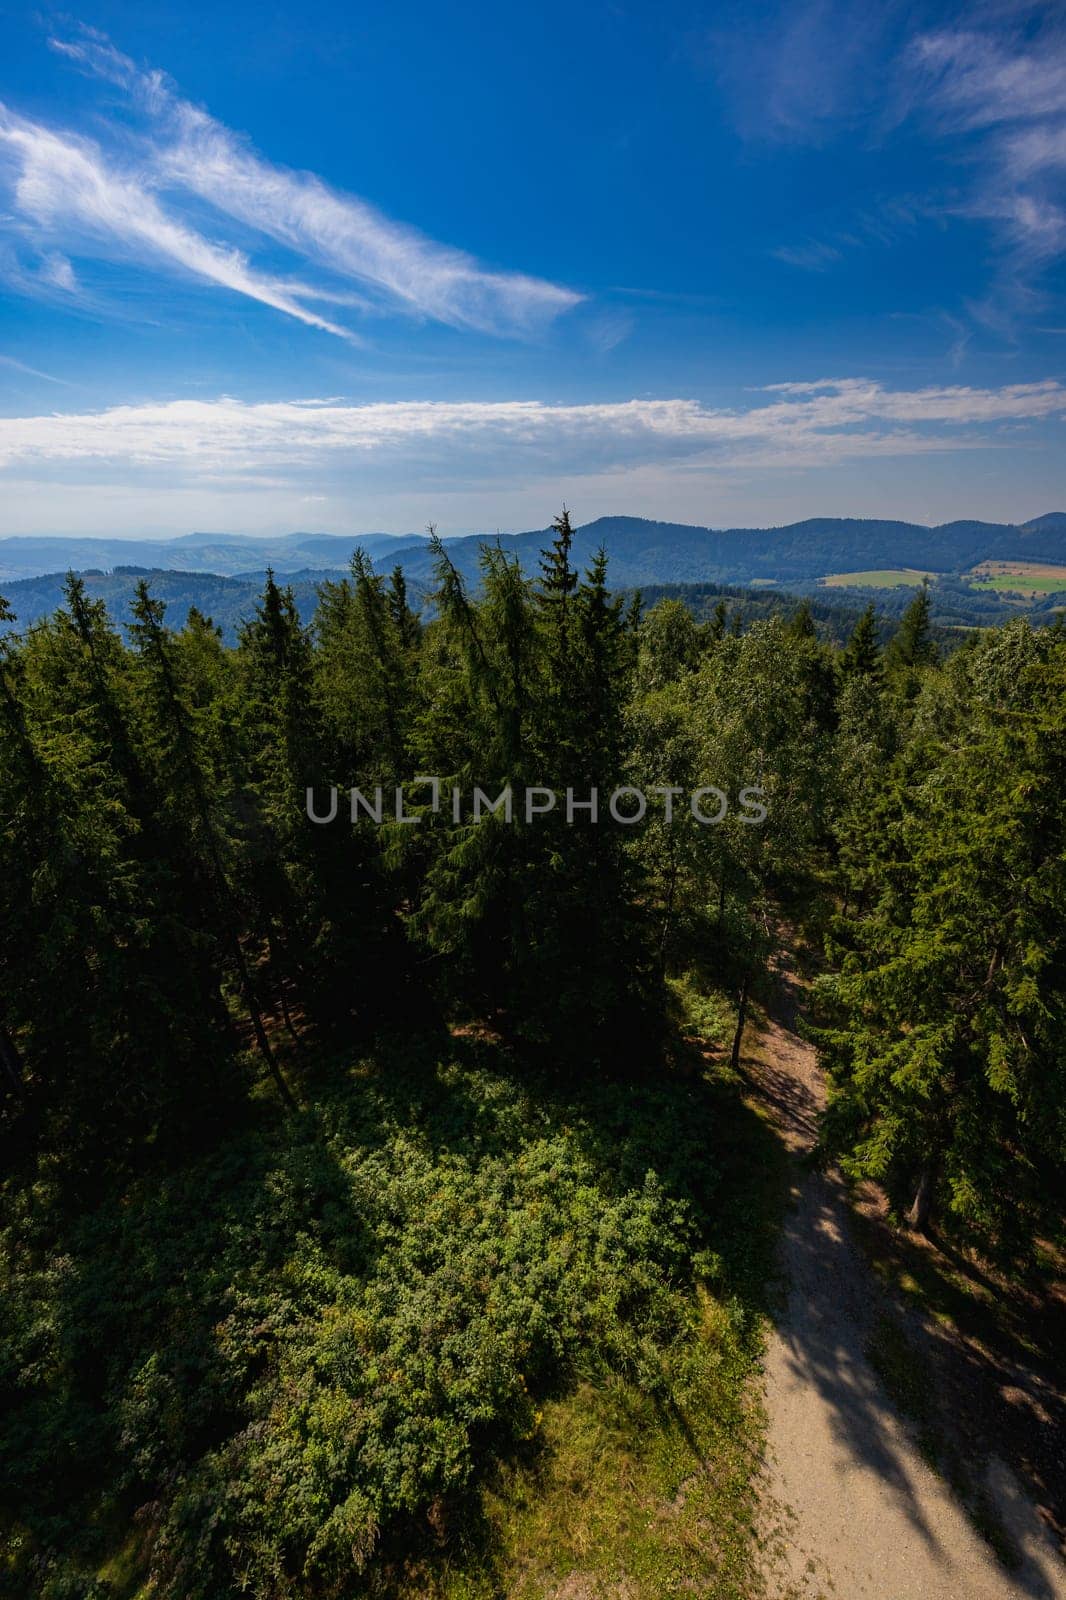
{"left": 730, "top": 971, "right": 751, "bottom": 1073}
{"left": 266, "top": 929, "right": 304, "bottom": 1052}
{"left": 277, "top": 983, "right": 304, "bottom": 1054}
{"left": 658, "top": 845, "right": 679, "bottom": 975}
{"left": 0, "top": 1024, "right": 23, "bottom": 1096}
{"left": 907, "top": 1163, "right": 936, "bottom": 1233}
{"left": 230, "top": 936, "right": 298, "bottom": 1111}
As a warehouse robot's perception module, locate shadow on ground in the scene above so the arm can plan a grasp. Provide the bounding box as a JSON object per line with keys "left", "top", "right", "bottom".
{"left": 744, "top": 929, "right": 1066, "bottom": 1600}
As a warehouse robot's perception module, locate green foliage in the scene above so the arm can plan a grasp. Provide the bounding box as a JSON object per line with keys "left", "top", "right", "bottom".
{"left": 841, "top": 602, "right": 882, "bottom": 680}
{"left": 3, "top": 505, "right": 1064, "bottom": 1599}
{"left": 884, "top": 580, "right": 937, "bottom": 695}
{"left": 413, "top": 532, "right": 652, "bottom": 1049}
{"left": 817, "top": 620, "right": 1066, "bottom": 1258}
{"left": 0, "top": 1042, "right": 767, "bottom": 1598}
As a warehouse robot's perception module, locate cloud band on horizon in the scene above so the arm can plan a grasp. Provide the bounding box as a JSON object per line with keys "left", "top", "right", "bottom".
{"left": 1, "top": 379, "right": 1062, "bottom": 486}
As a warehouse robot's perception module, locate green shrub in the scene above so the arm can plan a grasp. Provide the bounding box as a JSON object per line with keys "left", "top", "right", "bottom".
{"left": 1, "top": 1051, "right": 725, "bottom": 1598}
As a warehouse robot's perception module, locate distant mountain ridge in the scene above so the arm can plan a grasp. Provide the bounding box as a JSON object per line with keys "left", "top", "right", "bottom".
{"left": 4, "top": 513, "right": 1063, "bottom": 588}
{"left": 3, "top": 513, "right": 1065, "bottom": 647}
{"left": 2, "top": 564, "right": 885, "bottom": 648}
{"left": 0, "top": 566, "right": 352, "bottom": 644}
{"left": 0, "top": 530, "right": 432, "bottom": 582}
{"left": 379, "top": 513, "right": 1066, "bottom": 589}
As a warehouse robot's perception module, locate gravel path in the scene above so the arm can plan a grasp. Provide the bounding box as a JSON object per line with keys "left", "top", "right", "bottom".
{"left": 751, "top": 945, "right": 1066, "bottom": 1600}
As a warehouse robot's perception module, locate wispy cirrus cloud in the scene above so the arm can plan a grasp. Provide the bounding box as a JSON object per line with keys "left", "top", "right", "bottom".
{"left": 0, "top": 352, "right": 72, "bottom": 385}
{"left": 0, "top": 104, "right": 357, "bottom": 339}
{"left": 909, "top": 26, "right": 1066, "bottom": 132}
{"left": 907, "top": 24, "right": 1066, "bottom": 316}
{"left": 0, "top": 378, "right": 1060, "bottom": 486}
{"left": 0, "top": 28, "right": 580, "bottom": 342}
{"left": 705, "top": 0, "right": 906, "bottom": 143}
{"left": 720, "top": 4, "right": 1066, "bottom": 326}
{"left": 771, "top": 239, "right": 843, "bottom": 272}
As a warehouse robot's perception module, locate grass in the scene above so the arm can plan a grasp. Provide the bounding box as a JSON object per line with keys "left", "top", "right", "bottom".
{"left": 864, "top": 1316, "right": 940, "bottom": 1466}
{"left": 969, "top": 561, "right": 1066, "bottom": 595}
{"left": 850, "top": 1185, "right": 1065, "bottom": 1367}
{"left": 821, "top": 569, "right": 935, "bottom": 589}
{"left": 422, "top": 1337, "right": 763, "bottom": 1600}
{"left": 973, "top": 575, "right": 1066, "bottom": 594}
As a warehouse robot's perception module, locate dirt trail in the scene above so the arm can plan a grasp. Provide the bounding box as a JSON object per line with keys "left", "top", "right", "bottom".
{"left": 749, "top": 942, "right": 1066, "bottom": 1600}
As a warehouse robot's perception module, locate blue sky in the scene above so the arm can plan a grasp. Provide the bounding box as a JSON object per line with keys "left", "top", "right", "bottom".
{"left": 0, "top": 0, "right": 1064, "bottom": 536}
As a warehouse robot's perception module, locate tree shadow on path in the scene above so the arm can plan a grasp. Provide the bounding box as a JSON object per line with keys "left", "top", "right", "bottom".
{"left": 743, "top": 929, "right": 1066, "bottom": 1600}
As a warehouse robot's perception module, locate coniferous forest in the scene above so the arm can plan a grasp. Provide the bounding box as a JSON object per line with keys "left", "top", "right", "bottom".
{"left": 1, "top": 514, "right": 1064, "bottom": 1598}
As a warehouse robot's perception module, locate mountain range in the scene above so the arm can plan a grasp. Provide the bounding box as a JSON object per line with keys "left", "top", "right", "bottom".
{"left": 2, "top": 513, "right": 1065, "bottom": 644}
{"left": 0, "top": 530, "right": 430, "bottom": 583}
{"left": 3, "top": 512, "right": 1064, "bottom": 589}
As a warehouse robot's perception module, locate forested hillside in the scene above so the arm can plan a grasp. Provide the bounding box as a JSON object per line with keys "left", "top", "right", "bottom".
{"left": 1, "top": 564, "right": 872, "bottom": 646}
{"left": 4, "top": 511, "right": 1065, "bottom": 589}
{"left": 3, "top": 556, "right": 1053, "bottom": 649}
{"left": 381, "top": 512, "right": 1066, "bottom": 590}
{"left": 1, "top": 516, "right": 1063, "bottom": 1598}
{"left": 0, "top": 566, "right": 355, "bottom": 645}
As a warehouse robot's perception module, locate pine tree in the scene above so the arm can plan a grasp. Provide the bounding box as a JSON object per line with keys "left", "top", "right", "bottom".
{"left": 886, "top": 581, "right": 936, "bottom": 692}
{"left": 414, "top": 537, "right": 537, "bottom": 1020}
{"left": 538, "top": 506, "right": 578, "bottom": 615}
{"left": 842, "top": 602, "right": 881, "bottom": 679}
{"left": 388, "top": 564, "right": 420, "bottom": 653}
{"left": 787, "top": 598, "right": 816, "bottom": 640}
{"left": 708, "top": 599, "right": 728, "bottom": 643}
{"left": 129, "top": 582, "right": 297, "bottom": 1109}
{"left": 817, "top": 622, "right": 1066, "bottom": 1256}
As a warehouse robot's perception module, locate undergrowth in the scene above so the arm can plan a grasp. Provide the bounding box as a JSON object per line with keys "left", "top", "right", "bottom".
{"left": 1, "top": 1011, "right": 786, "bottom": 1599}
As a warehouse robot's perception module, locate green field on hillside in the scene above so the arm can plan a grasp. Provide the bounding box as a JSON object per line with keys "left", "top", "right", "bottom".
{"left": 973, "top": 574, "right": 1066, "bottom": 594}
{"left": 823, "top": 568, "right": 934, "bottom": 588}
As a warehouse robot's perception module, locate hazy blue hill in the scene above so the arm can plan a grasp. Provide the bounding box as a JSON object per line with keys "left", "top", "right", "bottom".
{"left": 0, "top": 566, "right": 351, "bottom": 643}
{"left": 1021, "top": 512, "right": 1066, "bottom": 534}
{"left": 5, "top": 513, "right": 1065, "bottom": 588}
{"left": 2, "top": 557, "right": 1054, "bottom": 644}
{"left": 0, "top": 530, "right": 430, "bottom": 582}
{"left": 1, "top": 563, "right": 865, "bottom": 645}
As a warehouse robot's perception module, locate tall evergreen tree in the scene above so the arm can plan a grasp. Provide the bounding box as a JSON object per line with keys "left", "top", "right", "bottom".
{"left": 886, "top": 581, "right": 937, "bottom": 694}
{"left": 129, "top": 582, "right": 297, "bottom": 1109}
{"left": 818, "top": 622, "right": 1066, "bottom": 1254}
{"left": 841, "top": 602, "right": 882, "bottom": 679}
{"left": 787, "top": 598, "right": 817, "bottom": 641}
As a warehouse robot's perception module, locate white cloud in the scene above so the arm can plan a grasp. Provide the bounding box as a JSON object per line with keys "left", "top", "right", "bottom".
{"left": 733, "top": 11, "right": 1066, "bottom": 317}
{"left": 0, "top": 30, "right": 581, "bottom": 341}
{"left": 910, "top": 29, "right": 1066, "bottom": 132}
{"left": 0, "top": 352, "right": 71, "bottom": 384}
{"left": 0, "top": 379, "right": 1060, "bottom": 485}
{"left": 158, "top": 105, "right": 580, "bottom": 338}
{"left": 39, "top": 250, "right": 77, "bottom": 291}
{"left": 907, "top": 22, "right": 1066, "bottom": 307}
{"left": 0, "top": 106, "right": 356, "bottom": 339}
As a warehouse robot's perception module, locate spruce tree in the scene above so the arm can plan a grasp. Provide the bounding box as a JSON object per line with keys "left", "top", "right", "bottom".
{"left": 787, "top": 598, "right": 817, "bottom": 640}
{"left": 842, "top": 602, "right": 881, "bottom": 679}
{"left": 129, "top": 582, "right": 297, "bottom": 1109}
{"left": 817, "top": 622, "right": 1066, "bottom": 1255}
{"left": 886, "top": 581, "right": 936, "bottom": 695}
